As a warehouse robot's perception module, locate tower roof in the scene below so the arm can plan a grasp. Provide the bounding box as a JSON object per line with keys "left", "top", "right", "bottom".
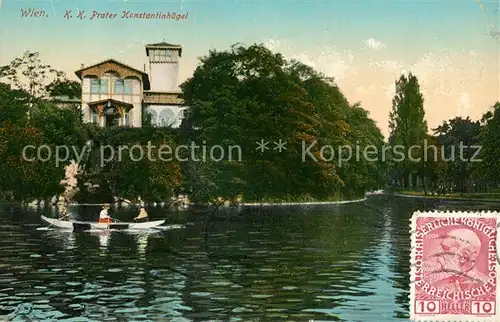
{"left": 145, "top": 42, "right": 182, "bottom": 57}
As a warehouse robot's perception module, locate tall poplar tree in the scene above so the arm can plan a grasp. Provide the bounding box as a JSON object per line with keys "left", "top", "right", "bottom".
{"left": 388, "top": 73, "right": 428, "bottom": 187}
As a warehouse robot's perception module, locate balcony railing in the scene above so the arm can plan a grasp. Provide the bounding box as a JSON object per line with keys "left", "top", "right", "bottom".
{"left": 143, "top": 92, "right": 184, "bottom": 105}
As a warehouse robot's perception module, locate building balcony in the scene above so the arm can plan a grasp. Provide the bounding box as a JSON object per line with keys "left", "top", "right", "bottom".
{"left": 143, "top": 92, "right": 184, "bottom": 105}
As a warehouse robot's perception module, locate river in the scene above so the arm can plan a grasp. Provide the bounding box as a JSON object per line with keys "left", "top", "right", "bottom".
{"left": 0, "top": 195, "right": 498, "bottom": 321}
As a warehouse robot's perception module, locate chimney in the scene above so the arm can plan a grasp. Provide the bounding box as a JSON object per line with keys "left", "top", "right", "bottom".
{"left": 80, "top": 63, "right": 84, "bottom": 69}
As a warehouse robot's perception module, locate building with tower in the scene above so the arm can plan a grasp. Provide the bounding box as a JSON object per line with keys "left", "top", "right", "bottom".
{"left": 75, "top": 41, "right": 186, "bottom": 128}
{"left": 143, "top": 42, "right": 186, "bottom": 127}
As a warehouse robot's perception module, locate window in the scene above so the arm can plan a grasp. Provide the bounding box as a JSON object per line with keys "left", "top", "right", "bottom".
{"left": 151, "top": 49, "right": 170, "bottom": 62}
{"left": 100, "top": 79, "right": 108, "bottom": 93}
{"left": 158, "top": 50, "right": 167, "bottom": 61}
{"left": 114, "top": 79, "right": 124, "bottom": 93}
{"left": 124, "top": 79, "right": 132, "bottom": 94}
{"left": 91, "top": 79, "right": 100, "bottom": 93}
{"left": 92, "top": 109, "right": 98, "bottom": 123}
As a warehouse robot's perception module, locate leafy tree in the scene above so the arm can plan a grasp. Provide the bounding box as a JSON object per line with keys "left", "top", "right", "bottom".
{"left": 476, "top": 102, "right": 500, "bottom": 186}
{"left": 46, "top": 78, "right": 81, "bottom": 99}
{"left": 31, "top": 102, "right": 86, "bottom": 146}
{"left": 339, "top": 102, "right": 386, "bottom": 196}
{"left": 0, "top": 51, "right": 64, "bottom": 99}
{"left": 417, "top": 134, "right": 447, "bottom": 194}
{"left": 0, "top": 51, "right": 71, "bottom": 122}
{"left": 0, "top": 120, "right": 54, "bottom": 201}
{"left": 388, "top": 73, "right": 428, "bottom": 188}
{"left": 181, "top": 43, "right": 386, "bottom": 202}
{"left": 75, "top": 126, "right": 182, "bottom": 203}
{"left": 0, "top": 77, "right": 86, "bottom": 202}
{"left": 433, "top": 117, "right": 481, "bottom": 193}
{"left": 0, "top": 82, "right": 29, "bottom": 126}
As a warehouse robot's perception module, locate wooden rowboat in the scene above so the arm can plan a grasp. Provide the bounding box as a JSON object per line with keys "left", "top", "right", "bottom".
{"left": 40, "top": 215, "right": 165, "bottom": 231}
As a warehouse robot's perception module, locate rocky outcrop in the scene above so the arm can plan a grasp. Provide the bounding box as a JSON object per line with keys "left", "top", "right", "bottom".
{"left": 58, "top": 160, "right": 81, "bottom": 218}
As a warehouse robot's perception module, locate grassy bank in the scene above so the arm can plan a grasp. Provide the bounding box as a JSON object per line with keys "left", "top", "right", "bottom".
{"left": 392, "top": 190, "right": 500, "bottom": 201}
{"left": 242, "top": 193, "right": 365, "bottom": 203}
{"left": 203, "top": 193, "right": 367, "bottom": 206}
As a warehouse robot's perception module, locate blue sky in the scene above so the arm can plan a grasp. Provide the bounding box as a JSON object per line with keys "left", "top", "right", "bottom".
{"left": 1, "top": 0, "right": 498, "bottom": 136}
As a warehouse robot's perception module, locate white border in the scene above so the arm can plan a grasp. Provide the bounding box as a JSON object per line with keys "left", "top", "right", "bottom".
{"left": 410, "top": 210, "right": 500, "bottom": 321}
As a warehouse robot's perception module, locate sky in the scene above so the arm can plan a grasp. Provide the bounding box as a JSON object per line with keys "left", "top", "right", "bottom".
{"left": 0, "top": 0, "right": 498, "bottom": 137}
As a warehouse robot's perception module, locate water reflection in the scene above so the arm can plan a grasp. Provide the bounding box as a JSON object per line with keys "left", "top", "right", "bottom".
{"left": 198, "top": 202, "right": 389, "bottom": 320}
{"left": 1, "top": 197, "right": 498, "bottom": 320}
{"left": 90, "top": 229, "right": 111, "bottom": 248}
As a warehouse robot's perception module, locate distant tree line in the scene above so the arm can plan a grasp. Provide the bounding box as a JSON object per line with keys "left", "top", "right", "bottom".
{"left": 387, "top": 73, "right": 500, "bottom": 194}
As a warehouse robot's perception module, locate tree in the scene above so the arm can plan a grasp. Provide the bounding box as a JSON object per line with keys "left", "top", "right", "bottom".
{"left": 388, "top": 73, "right": 428, "bottom": 188}
{"left": 0, "top": 51, "right": 64, "bottom": 99}
{"left": 476, "top": 102, "right": 500, "bottom": 186}
{"left": 433, "top": 117, "right": 481, "bottom": 193}
{"left": 0, "top": 51, "right": 68, "bottom": 121}
{"left": 30, "top": 102, "right": 86, "bottom": 146}
{"left": 75, "top": 126, "right": 183, "bottom": 203}
{"left": 46, "top": 78, "right": 81, "bottom": 99}
{"left": 0, "top": 120, "right": 54, "bottom": 201}
{"left": 181, "top": 43, "right": 386, "bottom": 202}
{"left": 0, "top": 82, "right": 29, "bottom": 126}
{"left": 339, "top": 102, "right": 387, "bottom": 196}
{"left": 417, "top": 134, "right": 447, "bottom": 194}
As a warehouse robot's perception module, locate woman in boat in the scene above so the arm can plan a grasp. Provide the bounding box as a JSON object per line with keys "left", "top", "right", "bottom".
{"left": 98, "top": 204, "right": 112, "bottom": 224}
{"left": 134, "top": 207, "right": 149, "bottom": 222}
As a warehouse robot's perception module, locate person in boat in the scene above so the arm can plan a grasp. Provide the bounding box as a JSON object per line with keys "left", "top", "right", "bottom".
{"left": 134, "top": 207, "right": 149, "bottom": 222}
{"left": 98, "top": 204, "right": 112, "bottom": 224}
{"left": 58, "top": 206, "right": 69, "bottom": 220}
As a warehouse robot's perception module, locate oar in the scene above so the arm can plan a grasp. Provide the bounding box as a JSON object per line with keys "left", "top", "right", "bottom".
{"left": 59, "top": 213, "right": 70, "bottom": 220}
{"left": 41, "top": 213, "right": 70, "bottom": 230}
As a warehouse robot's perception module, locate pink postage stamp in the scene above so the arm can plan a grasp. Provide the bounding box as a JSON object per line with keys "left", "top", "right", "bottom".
{"left": 410, "top": 211, "right": 500, "bottom": 321}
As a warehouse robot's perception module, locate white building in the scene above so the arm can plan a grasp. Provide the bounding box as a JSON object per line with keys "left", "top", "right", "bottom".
{"left": 143, "top": 42, "right": 186, "bottom": 128}
{"left": 74, "top": 42, "right": 186, "bottom": 128}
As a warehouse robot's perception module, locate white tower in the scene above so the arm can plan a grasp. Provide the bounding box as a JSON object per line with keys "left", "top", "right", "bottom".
{"left": 145, "top": 42, "right": 182, "bottom": 92}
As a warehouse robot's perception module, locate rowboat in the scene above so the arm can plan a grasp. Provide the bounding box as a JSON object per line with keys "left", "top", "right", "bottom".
{"left": 40, "top": 215, "right": 165, "bottom": 231}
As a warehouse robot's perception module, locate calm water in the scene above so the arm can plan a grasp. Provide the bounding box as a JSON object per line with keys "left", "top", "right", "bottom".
{"left": 0, "top": 195, "right": 499, "bottom": 321}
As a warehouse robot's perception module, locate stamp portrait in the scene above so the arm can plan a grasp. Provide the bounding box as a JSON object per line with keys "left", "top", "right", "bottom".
{"left": 410, "top": 211, "right": 500, "bottom": 321}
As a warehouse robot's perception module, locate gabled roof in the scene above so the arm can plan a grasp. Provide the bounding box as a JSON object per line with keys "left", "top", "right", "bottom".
{"left": 75, "top": 59, "right": 150, "bottom": 90}
{"left": 87, "top": 98, "right": 134, "bottom": 109}
{"left": 146, "top": 41, "right": 181, "bottom": 47}
{"left": 145, "top": 42, "right": 182, "bottom": 57}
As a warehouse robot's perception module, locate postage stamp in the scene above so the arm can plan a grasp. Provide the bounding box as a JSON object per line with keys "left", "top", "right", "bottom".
{"left": 410, "top": 210, "right": 500, "bottom": 321}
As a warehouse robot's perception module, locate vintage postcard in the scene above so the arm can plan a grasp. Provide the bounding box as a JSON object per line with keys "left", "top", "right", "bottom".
{"left": 1, "top": 0, "right": 500, "bottom": 320}
{"left": 410, "top": 211, "right": 500, "bottom": 321}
